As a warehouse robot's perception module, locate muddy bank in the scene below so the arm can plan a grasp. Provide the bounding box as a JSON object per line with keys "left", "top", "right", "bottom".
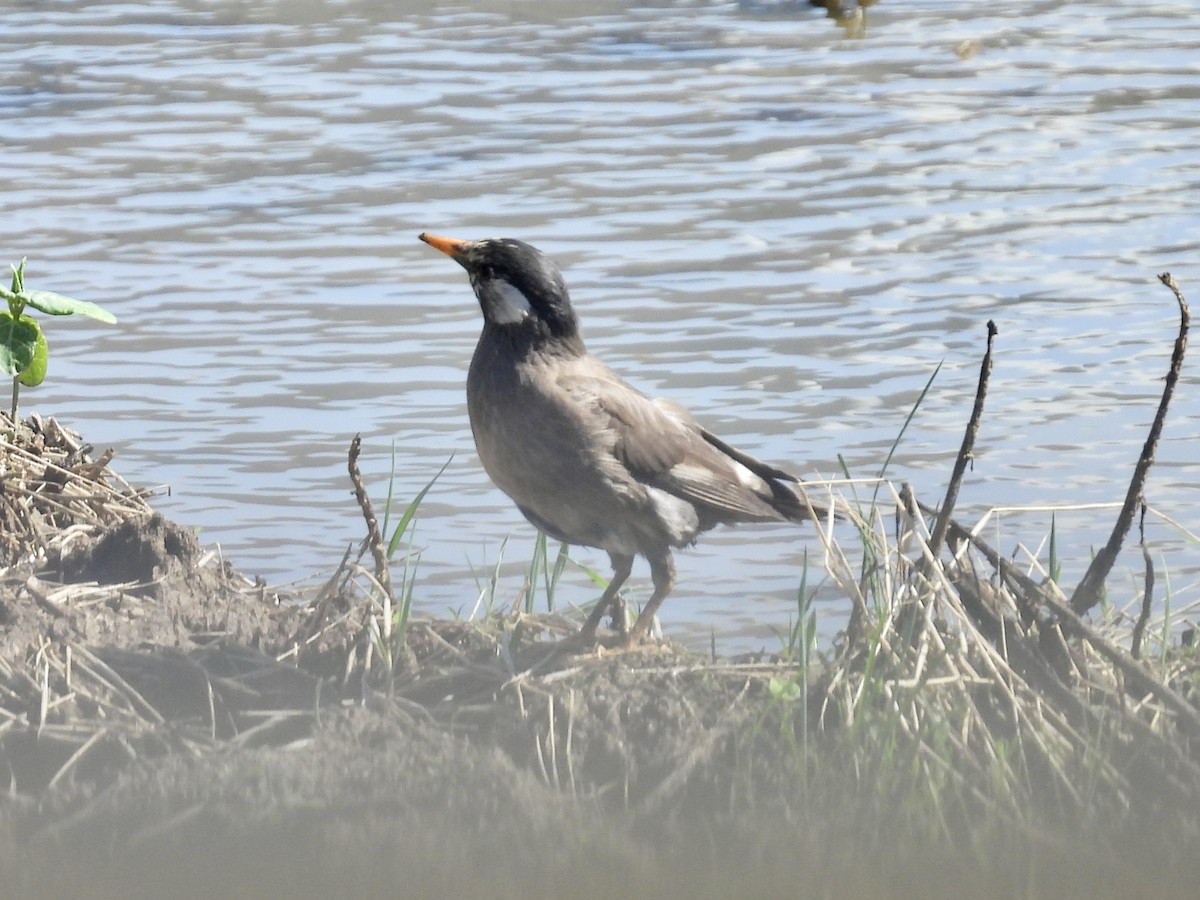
{"left": 2, "top": 417, "right": 1199, "bottom": 899}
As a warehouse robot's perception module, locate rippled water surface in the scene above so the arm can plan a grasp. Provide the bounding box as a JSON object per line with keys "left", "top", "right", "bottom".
{"left": 4, "top": 0, "right": 1199, "bottom": 650}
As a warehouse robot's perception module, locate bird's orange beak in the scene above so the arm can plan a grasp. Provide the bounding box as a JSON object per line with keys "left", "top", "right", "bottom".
{"left": 419, "top": 232, "right": 470, "bottom": 261}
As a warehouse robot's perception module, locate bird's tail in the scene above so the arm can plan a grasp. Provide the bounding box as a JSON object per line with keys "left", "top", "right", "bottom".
{"left": 700, "top": 429, "right": 831, "bottom": 523}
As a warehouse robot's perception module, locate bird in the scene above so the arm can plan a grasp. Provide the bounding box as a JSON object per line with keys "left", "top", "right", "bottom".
{"left": 419, "top": 232, "right": 825, "bottom": 647}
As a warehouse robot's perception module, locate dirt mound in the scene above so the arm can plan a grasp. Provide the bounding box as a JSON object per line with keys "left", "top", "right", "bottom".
{"left": 52, "top": 512, "right": 201, "bottom": 593}
{"left": 1, "top": 533, "right": 275, "bottom": 661}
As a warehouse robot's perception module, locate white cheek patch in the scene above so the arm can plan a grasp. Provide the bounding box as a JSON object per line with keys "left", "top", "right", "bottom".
{"left": 490, "top": 279, "right": 533, "bottom": 324}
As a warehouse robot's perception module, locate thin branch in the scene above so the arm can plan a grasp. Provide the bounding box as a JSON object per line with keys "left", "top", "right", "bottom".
{"left": 1130, "top": 504, "right": 1153, "bottom": 660}
{"left": 928, "top": 320, "right": 997, "bottom": 559}
{"left": 1070, "top": 275, "right": 1189, "bottom": 614}
{"left": 348, "top": 434, "right": 395, "bottom": 610}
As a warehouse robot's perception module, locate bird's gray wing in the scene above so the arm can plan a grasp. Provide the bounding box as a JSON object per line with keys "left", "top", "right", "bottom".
{"left": 557, "top": 370, "right": 787, "bottom": 523}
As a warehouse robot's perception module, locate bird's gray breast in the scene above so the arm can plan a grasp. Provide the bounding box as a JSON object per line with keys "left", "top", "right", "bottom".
{"left": 465, "top": 342, "right": 694, "bottom": 555}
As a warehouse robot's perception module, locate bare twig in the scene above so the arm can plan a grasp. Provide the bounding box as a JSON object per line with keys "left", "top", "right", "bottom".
{"left": 1070, "top": 275, "right": 1189, "bottom": 614}
{"left": 347, "top": 434, "right": 395, "bottom": 610}
{"left": 928, "top": 320, "right": 997, "bottom": 559}
{"left": 1131, "top": 504, "right": 1154, "bottom": 660}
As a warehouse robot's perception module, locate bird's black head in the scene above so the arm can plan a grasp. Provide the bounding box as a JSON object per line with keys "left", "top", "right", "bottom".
{"left": 420, "top": 233, "right": 582, "bottom": 349}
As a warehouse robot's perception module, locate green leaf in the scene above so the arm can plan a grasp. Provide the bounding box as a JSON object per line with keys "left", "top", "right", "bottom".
{"left": 0, "top": 313, "right": 41, "bottom": 377}
{"left": 18, "top": 290, "right": 117, "bottom": 324}
{"left": 9, "top": 258, "right": 25, "bottom": 294}
{"left": 18, "top": 323, "right": 48, "bottom": 386}
{"left": 768, "top": 675, "right": 801, "bottom": 703}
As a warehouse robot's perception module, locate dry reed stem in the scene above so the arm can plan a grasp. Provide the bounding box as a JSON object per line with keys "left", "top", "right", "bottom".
{"left": 1131, "top": 505, "right": 1155, "bottom": 660}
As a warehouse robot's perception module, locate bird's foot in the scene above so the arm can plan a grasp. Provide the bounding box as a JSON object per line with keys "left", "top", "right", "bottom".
{"left": 614, "top": 630, "right": 646, "bottom": 650}
{"left": 563, "top": 622, "right": 644, "bottom": 654}
{"left": 614, "top": 611, "right": 663, "bottom": 649}
{"left": 562, "top": 620, "right": 622, "bottom": 652}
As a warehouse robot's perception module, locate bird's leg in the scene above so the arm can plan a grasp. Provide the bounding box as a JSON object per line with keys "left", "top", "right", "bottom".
{"left": 620, "top": 553, "right": 675, "bottom": 647}
{"left": 577, "top": 552, "right": 634, "bottom": 643}
{"left": 608, "top": 593, "right": 628, "bottom": 636}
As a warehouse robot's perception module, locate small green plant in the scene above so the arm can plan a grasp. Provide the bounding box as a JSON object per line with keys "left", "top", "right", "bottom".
{"left": 784, "top": 550, "right": 818, "bottom": 663}
{"left": 767, "top": 673, "right": 803, "bottom": 710}
{"left": 1, "top": 258, "right": 117, "bottom": 424}
{"left": 468, "top": 534, "right": 511, "bottom": 619}
{"left": 760, "top": 670, "right": 810, "bottom": 790}
{"left": 524, "top": 530, "right": 571, "bottom": 614}
{"left": 382, "top": 457, "right": 451, "bottom": 643}
{"left": 363, "top": 453, "right": 451, "bottom": 681}
{"left": 756, "top": 559, "right": 821, "bottom": 781}
{"left": 1048, "top": 513, "right": 1061, "bottom": 583}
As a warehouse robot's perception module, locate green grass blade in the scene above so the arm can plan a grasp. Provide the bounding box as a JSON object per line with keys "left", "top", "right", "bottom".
{"left": 387, "top": 456, "right": 453, "bottom": 559}
{"left": 525, "top": 531, "right": 548, "bottom": 614}
{"left": 1049, "top": 513, "right": 1061, "bottom": 584}
{"left": 870, "top": 360, "right": 942, "bottom": 507}
{"left": 546, "top": 540, "right": 571, "bottom": 612}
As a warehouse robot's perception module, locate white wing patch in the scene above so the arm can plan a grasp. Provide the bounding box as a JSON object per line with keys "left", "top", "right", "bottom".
{"left": 732, "top": 461, "right": 769, "bottom": 494}
{"left": 647, "top": 486, "right": 700, "bottom": 544}
{"left": 489, "top": 278, "right": 533, "bottom": 324}
{"left": 674, "top": 462, "right": 767, "bottom": 496}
